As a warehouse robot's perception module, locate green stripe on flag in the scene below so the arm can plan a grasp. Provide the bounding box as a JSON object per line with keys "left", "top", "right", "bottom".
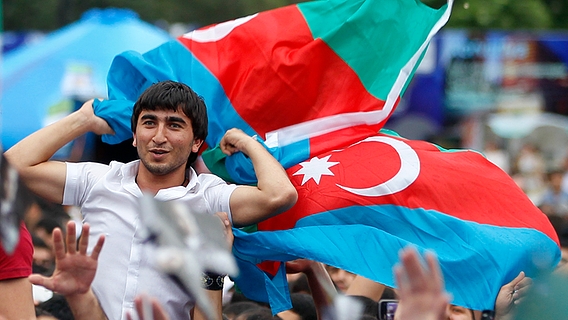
{"left": 298, "top": 0, "right": 450, "bottom": 100}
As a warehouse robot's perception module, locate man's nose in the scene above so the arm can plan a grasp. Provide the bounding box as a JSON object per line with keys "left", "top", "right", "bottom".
{"left": 152, "top": 125, "right": 167, "bottom": 143}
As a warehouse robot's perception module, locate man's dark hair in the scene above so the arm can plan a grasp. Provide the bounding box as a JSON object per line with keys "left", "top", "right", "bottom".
{"left": 289, "top": 293, "right": 317, "bottom": 320}
{"left": 223, "top": 301, "right": 263, "bottom": 318}
{"left": 131, "top": 80, "right": 208, "bottom": 165}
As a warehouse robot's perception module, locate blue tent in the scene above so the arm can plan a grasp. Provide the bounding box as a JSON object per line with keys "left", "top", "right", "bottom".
{"left": 1, "top": 8, "right": 172, "bottom": 157}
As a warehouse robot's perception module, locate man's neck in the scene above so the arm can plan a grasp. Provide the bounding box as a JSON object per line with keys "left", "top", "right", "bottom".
{"left": 136, "top": 167, "right": 189, "bottom": 195}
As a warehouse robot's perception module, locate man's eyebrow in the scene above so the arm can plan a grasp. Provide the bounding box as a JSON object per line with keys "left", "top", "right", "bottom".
{"left": 166, "top": 116, "right": 187, "bottom": 124}
{"left": 140, "top": 114, "right": 157, "bottom": 121}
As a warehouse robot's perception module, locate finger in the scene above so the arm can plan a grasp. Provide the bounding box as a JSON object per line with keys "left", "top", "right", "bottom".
{"left": 400, "top": 247, "right": 427, "bottom": 287}
{"left": 134, "top": 295, "right": 145, "bottom": 319}
{"left": 28, "top": 274, "right": 53, "bottom": 291}
{"left": 78, "top": 223, "right": 90, "bottom": 255}
{"left": 425, "top": 251, "right": 445, "bottom": 291}
{"left": 125, "top": 312, "right": 134, "bottom": 320}
{"left": 90, "top": 235, "right": 106, "bottom": 261}
{"left": 394, "top": 264, "right": 408, "bottom": 295}
{"left": 516, "top": 276, "right": 532, "bottom": 290}
{"left": 508, "top": 271, "right": 525, "bottom": 288}
{"left": 514, "top": 285, "right": 531, "bottom": 299}
{"left": 52, "top": 228, "right": 66, "bottom": 261}
{"left": 66, "top": 221, "right": 77, "bottom": 255}
{"left": 151, "top": 299, "right": 168, "bottom": 320}
{"left": 141, "top": 295, "right": 154, "bottom": 320}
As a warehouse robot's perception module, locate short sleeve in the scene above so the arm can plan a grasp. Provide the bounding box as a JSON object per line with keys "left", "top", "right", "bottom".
{"left": 201, "top": 175, "right": 238, "bottom": 224}
{"left": 63, "top": 162, "right": 110, "bottom": 206}
{"left": 0, "top": 223, "right": 33, "bottom": 280}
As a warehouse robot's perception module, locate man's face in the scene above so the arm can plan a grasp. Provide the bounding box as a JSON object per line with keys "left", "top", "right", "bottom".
{"left": 325, "top": 265, "right": 356, "bottom": 293}
{"left": 133, "top": 108, "right": 202, "bottom": 176}
{"left": 447, "top": 305, "right": 474, "bottom": 320}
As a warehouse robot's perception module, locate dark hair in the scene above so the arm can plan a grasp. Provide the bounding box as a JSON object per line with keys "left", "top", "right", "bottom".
{"left": 349, "top": 295, "right": 379, "bottom": 319}
{"left": 223, "top": 301, "right": 263, "bottom": 318}
{"left": 131, "top": 81, "right": 208, "bottom": 165}
{"left": 34, "top": 217, "right": 62, "bottom": 235}
{"left": 289, "top": 293, "right": 317, "bottom": 320}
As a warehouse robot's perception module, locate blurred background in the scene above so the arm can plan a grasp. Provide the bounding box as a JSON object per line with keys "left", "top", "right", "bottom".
{"left": 2, "top": 0, "right": 568, "bottom": 207}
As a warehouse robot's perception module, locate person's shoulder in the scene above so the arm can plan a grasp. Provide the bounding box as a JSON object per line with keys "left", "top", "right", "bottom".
{"left": 197, "top": 172, "right": 232, "bottom": 185}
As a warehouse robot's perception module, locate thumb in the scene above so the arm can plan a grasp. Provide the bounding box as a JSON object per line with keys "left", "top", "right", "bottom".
{"left": 29, "top": 274, "right": 53, "bottom": 291}
{"left": 509, "top": 271, "right": 526, "bottom": 288}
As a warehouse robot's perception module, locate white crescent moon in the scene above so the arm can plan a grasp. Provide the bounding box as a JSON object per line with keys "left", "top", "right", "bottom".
{"left": 336, "top": 136, "right": 420, "bottom": 197}
{"left": 182, "top": 14, "right": 257, "bottom": 43}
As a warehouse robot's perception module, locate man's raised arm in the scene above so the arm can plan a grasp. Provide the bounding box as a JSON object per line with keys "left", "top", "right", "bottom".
{"left": 4, "top": 99, "right": 113, "bottom": 203}
{"left": 219, "top": 128, "right": 298, "bottom": 227}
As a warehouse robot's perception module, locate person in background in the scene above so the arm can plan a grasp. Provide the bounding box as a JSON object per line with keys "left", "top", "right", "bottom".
{"left": 324, "top": 265, "right": 357, "bottom": 293}
{"left": 0, "top": 223, "right": 36, "bottom": 319}
{"left": 539, "top": 168, "right": 568, "bottom": 219}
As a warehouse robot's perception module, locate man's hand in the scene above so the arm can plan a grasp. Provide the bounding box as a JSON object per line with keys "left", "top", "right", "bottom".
{"left": 214, "top": 211, "right": 234, "bottom": 249}
{"left": 393, "top": 247, "right": 450, "bottom": 320}
{"left": 494, "top": 271, "right": 532, "bottom": 320}
{"left": 126, "top": 295, "right": 170, "bottom": 320}
{"left": 29, "top": 221, "right": 105, "bottom": 297}
{"left": 78, "top": 99, "right": 115, "bottom": 136}
{"left": 219, "top": 128, "right": 257, "bottom": 156}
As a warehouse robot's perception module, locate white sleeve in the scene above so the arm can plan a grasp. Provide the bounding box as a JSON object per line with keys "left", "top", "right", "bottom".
{"left": 202, "top": 176, "right": 238, "bottom": 224}
{"left": 63, "top": 162, "right": 109, "bottom": 206}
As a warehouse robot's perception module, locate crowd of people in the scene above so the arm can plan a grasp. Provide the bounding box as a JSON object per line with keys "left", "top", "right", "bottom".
{"left": 1, "top": 80, "right": 568, "bottom": 320}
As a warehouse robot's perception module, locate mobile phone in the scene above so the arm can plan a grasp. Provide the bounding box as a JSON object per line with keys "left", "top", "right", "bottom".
{"left": 378, "top": 299, "right": 399, "bottom": 320}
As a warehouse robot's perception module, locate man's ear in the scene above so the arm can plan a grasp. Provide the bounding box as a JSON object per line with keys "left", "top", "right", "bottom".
{"left": 192, "top": 139, "right": 204, "bottom": 153}
{"left": 132, "top": 133, "right": 137, "bottom": 147}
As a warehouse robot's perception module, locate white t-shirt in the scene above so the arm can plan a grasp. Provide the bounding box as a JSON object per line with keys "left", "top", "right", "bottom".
{"left": 63, "top": 160, "right": 237, "bottom": 320}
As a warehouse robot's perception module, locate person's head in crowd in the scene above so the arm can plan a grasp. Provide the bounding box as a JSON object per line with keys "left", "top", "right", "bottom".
{"left": 289, "top": 273, "right": 311, "bottom": 295}
{"left": 224, "top": 301, "right": 266, "bottom": 320}
{"left": 35, "top": 294, "right": 74, "bottom": 320}
{"left": 130, "top": 80, "right": 208, "bottom": 167}
{"left": 234, "top": 306, "right": 276, "bottom": 320}
{"left": 380, "top": 286, "right": 397, "bottom": 300}
{"left": 33, "top": 217, "right": 63, "bottom": 250}
{"left": 31, "top": 234, "right": 54, "bottom": 276}
{"left": 447, "top": 304, "right": 476, "bottom": 320}
{"left": 546, "top": 169, "right": 565, "bottom": 193}
{"left": 324, "top": 265, "right": 356, "bottom": 293}
{"left": 277, "top": 293, "right": 316, "bottom": 320}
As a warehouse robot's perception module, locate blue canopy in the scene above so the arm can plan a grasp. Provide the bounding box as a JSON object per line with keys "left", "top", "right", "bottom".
{"left": 1, "top": 8, "right": 172, "bottom": 155}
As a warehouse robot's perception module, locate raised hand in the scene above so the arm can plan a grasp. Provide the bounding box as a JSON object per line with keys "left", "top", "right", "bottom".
{"left": 126, "top": 294, "right": 170, "bottom": 320}
{"left": 494, "top": 271, "right": 532, "bottom": 320}
{"left": 394, "top": 247, "right": 450, "bottom": 320}
{"left": 219, "top": 128, "right": 257, "bottom": 156}
{"left": 29, "top": 221, "right": 105, "bottom": 297}
{"left": 77, "top": 99, "right": 115, "bottom": 136}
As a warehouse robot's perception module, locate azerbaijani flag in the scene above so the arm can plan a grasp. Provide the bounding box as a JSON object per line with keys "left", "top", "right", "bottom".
{"left": 88, "top": 0, "right": 560, "bottom": 314}
{"left": 224, "top": 130, "right": 560, "bottom": 312}
{"left": 93, "top": 0, "right": 452, "bottom": 153}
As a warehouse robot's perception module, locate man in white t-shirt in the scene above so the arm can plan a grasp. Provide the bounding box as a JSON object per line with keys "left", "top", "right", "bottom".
{"left": 5, "top": 80, "right": 298, "bottom": 319}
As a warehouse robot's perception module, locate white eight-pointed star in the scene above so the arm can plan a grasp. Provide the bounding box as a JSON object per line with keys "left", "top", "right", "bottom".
{"left": 292, "top": 155, "right": 339, "bottom": 185}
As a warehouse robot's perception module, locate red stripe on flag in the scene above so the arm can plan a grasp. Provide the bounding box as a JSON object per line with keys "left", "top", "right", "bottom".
{"left": 178, "top": 6, "right": 384, "bottom": 138}
{"left": 258, "top": 134, "right": 558, "bottom": 244}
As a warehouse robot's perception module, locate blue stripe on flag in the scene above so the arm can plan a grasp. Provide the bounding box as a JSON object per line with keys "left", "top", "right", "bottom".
{"left": 95, "top": 40, "right": 256, "bottom": 147}
{"left": 232, "top": 204, "right": 560, "bottom": 312}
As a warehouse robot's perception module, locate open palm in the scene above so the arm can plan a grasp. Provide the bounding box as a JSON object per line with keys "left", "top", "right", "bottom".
{"left": 29, "top": 221, "right": 105, "bottom": 296}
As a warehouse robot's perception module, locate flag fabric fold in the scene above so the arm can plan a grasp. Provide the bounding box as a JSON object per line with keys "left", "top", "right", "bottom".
{"left": 90, "top": 0, "right": 561, "bottom": 314}
{"left": 226, "top": 130, "right": 560, "bottom": 312}
{"left": 94, "top": 0, "right": 452, "bottom": 152}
